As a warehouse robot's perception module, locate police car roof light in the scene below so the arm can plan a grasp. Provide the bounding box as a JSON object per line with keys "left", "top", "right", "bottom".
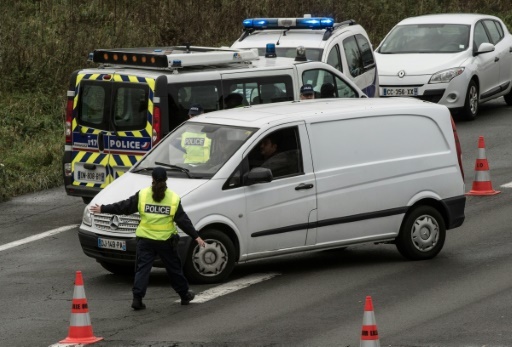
{"left": 242, "top": 17, "right": 334, "bottom": 30}
{"left": 91, "top": 46, "right": 259, "bottom": 70}
{"left": 265, "top": 43, "right": 277, "bottom": 58}
{"left": 295, "top": 46, "right": 307, "bottom": 62}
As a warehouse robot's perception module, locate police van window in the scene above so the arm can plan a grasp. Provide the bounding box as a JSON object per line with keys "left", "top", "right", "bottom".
{"left": 326, "top": 45, "right": 343, "bottom": 72}
{"left": 343, "top": 36, "right": 364, "bottom": 77}
{"left": 168, "top": 82, "right": 222, "bottom": 129}
{"left": 223, "top": 76, "right": 293, "bottom": 106}
{"left": 256, "top": 47, "right": 322, "bottom": 61}
{"left": 302, "top": 69, "right": 357, "bottom": 99}
{"left": 78, "top": 83, "right": 107, "bottom": 129}
{"left": 113, "top": 85, "right": 148, "bottom": 131}
{"left": 246, "top": 126, "right": 303, "bottom": 180}
{"left": 356, "top": 34, "right": 375, "bottom": 68}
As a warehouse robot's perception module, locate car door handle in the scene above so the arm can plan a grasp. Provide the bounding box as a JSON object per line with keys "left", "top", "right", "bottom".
{"left": 495, "top": 57, "right": 500, "bottom": 62}
{"left": 295, "top": 183, "right": 314, "bottom": 190}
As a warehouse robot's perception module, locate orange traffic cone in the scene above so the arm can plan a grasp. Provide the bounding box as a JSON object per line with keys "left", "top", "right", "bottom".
{"left": 60, "top": 271, "right": 103, "bottom": 344}
{"left": 466, "top": 136, "right": 500, "bottom": 196}
{"left": 360, "top": 296, "right": 380, "bottom": 347}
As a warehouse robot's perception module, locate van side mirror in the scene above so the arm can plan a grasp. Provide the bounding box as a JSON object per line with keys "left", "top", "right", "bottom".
{"left": 246, "top": 167, "right": 273, "bottom": 185}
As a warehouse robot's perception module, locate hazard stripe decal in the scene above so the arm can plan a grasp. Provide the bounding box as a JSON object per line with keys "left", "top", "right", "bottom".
{"left": 70, "top": 73, "right": 155, "bottom": 191}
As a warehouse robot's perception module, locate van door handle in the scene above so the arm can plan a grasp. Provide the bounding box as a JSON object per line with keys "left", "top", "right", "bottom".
{"left": 295, "top": 183, "right": 314, "bottom": 190}
{"left": 495, "top": 57, "right": 500, "bottom": 62}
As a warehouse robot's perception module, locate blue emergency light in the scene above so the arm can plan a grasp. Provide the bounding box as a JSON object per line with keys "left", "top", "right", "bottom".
{"left": 242, "top": 17, "right": 334, "bottom": 30}
{"left": 265, "top": 43, "right": 277, "bottom": 58}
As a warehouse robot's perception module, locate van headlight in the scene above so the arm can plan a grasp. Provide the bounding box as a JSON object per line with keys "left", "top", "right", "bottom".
{"left": 429, "top": 67, "right": 465, "bottom": 84}
{"left": 82, "top": 207, "right": 92, "bottom": 226}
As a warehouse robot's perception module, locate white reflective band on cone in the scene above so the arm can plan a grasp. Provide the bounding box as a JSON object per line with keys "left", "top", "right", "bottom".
{"left": 69, "top": 312, "right": 92, "bottom": 326}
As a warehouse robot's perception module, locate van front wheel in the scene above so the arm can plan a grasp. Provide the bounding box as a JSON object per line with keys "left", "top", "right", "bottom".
{"left": 396, "top": 206, "right": 446, "bottom": 260}
{"left": 184, "top": 229, "right": 236, "bottom": 284}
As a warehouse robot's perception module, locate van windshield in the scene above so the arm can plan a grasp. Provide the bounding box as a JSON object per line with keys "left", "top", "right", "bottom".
{"left": 256, "top": 47, "right": 322, "bottom": 60}
{"left": 132, "top": 122, "right": 257, "bottom": 179}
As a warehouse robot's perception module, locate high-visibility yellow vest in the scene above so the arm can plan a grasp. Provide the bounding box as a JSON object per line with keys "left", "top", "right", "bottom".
{"left": 181, "top": 132, "right": 211, "bottom": 163}
{"left": 136, "top": 187, "right": 180, "bottom": 240}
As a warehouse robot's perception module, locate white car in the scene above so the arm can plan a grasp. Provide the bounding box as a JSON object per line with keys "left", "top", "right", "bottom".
{"left": 375, "top": 14, "right": 512, "bottom": 120}
{"left": 231, "top": 16, "right": 379, "bottom": 97}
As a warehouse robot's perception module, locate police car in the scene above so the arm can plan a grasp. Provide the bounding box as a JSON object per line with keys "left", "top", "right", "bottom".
{"left": 63, "top": 45, "right": 366, "bottom": 204}
{"left": 231, "top": 15, "right": 379, "bottom": 97}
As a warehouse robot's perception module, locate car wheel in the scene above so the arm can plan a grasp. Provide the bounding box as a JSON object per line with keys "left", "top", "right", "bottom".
{"left": 504, "top": 88, "right": 512, "bottom": 106}
{"left": 99, "top": 262, "right": 135, "bottom": 276}
{"left": 461, "top": 80, "right": 479, "bottom": 121}
{"left": 395, "top": 206, "right": 446, "bottom": 260}
{"left": 82, "top": 197, "right": 93, "bottom": 204}
{"left": 184, "top": 228, "right": 236, "bottom": 284}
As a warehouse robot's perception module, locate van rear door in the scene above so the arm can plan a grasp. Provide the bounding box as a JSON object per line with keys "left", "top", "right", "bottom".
{"left": 71, "top": 73, "right": 153, "bottom": 192}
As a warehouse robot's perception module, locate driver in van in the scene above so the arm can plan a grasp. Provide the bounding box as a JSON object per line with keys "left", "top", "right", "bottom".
{"left": 89, "top": 167, "right": 206, "bottom": 311}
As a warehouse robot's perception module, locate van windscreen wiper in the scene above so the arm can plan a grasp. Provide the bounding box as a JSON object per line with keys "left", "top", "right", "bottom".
{"left": 155, "top": 162, "right": 191, "bottom": 178}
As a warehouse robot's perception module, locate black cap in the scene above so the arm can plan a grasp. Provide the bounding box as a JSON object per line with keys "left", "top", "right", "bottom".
{"left": 188, "top": 103, "right": 204, "bottom": 116}
{"left": 300, "top": 84, "right": 314, "bottom": 95}
{"left": 152, "top": 167, "right": 167, "bottom": 182}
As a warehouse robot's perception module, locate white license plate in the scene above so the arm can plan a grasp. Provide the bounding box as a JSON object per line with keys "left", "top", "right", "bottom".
{"left": 77, "top": 170, "right": 105, "bottom": 183}
{"left": 382, "top": 87, "right": 418, "bottom": 96}
{"left": 98, "top": 238, "right": 126, "bottom": 251}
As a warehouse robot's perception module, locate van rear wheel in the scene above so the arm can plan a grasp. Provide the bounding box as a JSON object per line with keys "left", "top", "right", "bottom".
{"left": 395, "top": 206, "right": 446, "bottom": 260}
{"left": 184, "top": 229, "right": 236, "bottom": 284}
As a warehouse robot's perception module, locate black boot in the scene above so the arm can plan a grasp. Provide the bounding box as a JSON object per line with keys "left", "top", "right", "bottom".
{"left": 180, "top": 290, "right": 195, "bottom": 305}
{"left": 131, "top": 296, "right": 146, "bottom": 310}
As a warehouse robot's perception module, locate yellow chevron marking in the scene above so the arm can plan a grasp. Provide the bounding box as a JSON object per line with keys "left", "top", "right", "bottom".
{"left": 146, "top": 78, "right": 155, "bottom": 90}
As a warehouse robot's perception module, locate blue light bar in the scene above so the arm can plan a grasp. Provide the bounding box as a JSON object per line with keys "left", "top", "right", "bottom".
{"left": 242, "top": 17, "right": 334, "bottom": 30}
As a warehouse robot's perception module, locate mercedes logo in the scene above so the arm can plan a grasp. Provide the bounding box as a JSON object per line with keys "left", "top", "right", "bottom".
{"left": 110, "top": 215, "right": 120, "bottom": 230}
{"left": 398, "top": 70, "right": 406, "bottom": 78}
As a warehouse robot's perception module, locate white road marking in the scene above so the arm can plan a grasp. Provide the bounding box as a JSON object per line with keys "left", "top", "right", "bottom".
{"left": 500, "top": 182, "right": 512, "bottom": 188}
{"left": 0, "top": 224, "right": 78, "bottom": 252}
{"left": 177, "top": 272, "right": 281, "bottom": 304}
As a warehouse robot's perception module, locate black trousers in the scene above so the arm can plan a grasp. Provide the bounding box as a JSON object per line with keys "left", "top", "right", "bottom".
{"left": 132, "top": 236, "right": 189, "bottom": 299}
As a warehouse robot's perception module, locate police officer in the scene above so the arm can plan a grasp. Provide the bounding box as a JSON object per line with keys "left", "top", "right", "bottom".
{"left": 299, "top": 84, "right": 315, "bottom": 100}
{"left": 89, "top": 167, "right": 206, "bottom": 310}
{"left": 182, "top": 104, "right": 211, "bottom": 163}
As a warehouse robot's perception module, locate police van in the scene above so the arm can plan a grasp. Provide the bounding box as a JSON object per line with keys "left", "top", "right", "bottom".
{"left": 80, "top": 98, "right": 465, "bottom": 283}
{"left": 63, "top": 45, "right": 366, "bottom": 203}
{"left": 231, "top": 16, "right": 379, "bottom": 97}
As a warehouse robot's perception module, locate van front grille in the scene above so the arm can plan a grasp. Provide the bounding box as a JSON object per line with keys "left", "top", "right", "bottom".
{"left": 93, "top": 213, "right": 140, "bottom": 234}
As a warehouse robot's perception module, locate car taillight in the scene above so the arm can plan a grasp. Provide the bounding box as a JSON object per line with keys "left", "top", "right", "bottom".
{"left": 65, "top": 98, "right": 73, "bottom": 144}
{"left": 451, "top": 115, "right": 464, "bottom": 179}
{"left": 152, "top": 105, "right": 161, "bottom": 144}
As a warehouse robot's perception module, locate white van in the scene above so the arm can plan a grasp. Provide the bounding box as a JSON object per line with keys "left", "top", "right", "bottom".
{"left": 79, "top": 98, "right": 466, "bottom": 283}
{"left": 231, "top": 16, "right": 379, "bottom": 97}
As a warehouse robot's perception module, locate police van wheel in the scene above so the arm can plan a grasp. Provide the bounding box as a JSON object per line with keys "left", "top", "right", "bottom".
{"left": 99, "top": 262, "right": 135, "bottom": 276}
{"left": 82, "top": 197, "right": 93, "bottom": 204}
{"left": 184, "top": 229, "right": 236, "bottom": 284}
{"left": 395, "top": 206, "right": 446, "bottom": 260}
